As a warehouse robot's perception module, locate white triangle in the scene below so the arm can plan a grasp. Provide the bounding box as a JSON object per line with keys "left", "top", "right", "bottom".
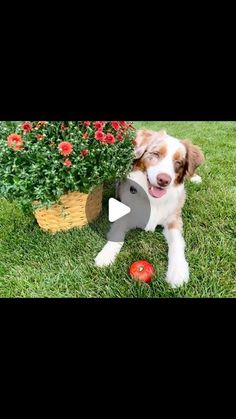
{"left": 108, "top": 198, "right": 131, "bottom": 222}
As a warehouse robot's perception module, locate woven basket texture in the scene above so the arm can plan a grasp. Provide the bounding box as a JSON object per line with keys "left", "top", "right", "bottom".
{"left": 34, "top": 186, "right": 103, "bottom": 233}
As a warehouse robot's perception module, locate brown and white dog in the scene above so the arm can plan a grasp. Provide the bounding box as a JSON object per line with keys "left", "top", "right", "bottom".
{"left": 95, "top": 129, "right": 204, "bottom": 288}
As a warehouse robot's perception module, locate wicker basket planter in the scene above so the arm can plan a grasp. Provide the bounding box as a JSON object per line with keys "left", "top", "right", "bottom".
{"left": 34, "top": 185, "right": 103, "bottom": 234}
{"left": 0, "top": 122, "right": 135, "bottom": 233}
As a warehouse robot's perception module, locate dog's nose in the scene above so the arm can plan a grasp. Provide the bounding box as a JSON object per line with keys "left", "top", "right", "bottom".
{"left": 157, "top": 173, "right": 172, "bottom": 187}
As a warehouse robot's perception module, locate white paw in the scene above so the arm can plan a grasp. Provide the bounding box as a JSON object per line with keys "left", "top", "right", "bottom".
{"left": 95, "top": 253, "right": 114, "bottom": 267}
{"left": 166, "top": 259, "right": 189, "bottom": 288}
{"left": 94, "top": 242, "right": 123, "bottom": 267}
{"left": 190, "top": 174, "right": 202, "bottom": 184}
{"left": 144, "top": 218, "right": 157, "bottom": 232}
{"left": 145, "top": 225, "right": 156, "bottom": 232}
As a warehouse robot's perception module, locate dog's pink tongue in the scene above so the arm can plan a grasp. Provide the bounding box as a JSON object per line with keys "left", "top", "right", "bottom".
{"left": 149, "top": 186, "right": 167, "bottom": 198}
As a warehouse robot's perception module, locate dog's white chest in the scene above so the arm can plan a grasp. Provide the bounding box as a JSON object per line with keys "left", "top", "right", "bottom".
{"left": 145, "top": 190, "right": 182, "bottom": 231}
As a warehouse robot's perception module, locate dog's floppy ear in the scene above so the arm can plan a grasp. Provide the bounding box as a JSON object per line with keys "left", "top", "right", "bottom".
{"left": 181, "top": 139, "right": 205, "bottom": 177}
{"left": 133, "top": 129, "right": 151, "bottom": 159}
{"left": 133, "top": 129, "right": 166, "bottom": 159}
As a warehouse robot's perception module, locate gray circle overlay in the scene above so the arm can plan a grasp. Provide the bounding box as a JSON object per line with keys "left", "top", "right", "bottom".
{"left": 86, "top": 178, "right": 151, "bottom": 242}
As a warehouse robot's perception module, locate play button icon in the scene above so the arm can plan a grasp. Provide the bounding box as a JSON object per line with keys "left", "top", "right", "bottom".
{"left": 108, "top": 198, "right": 131, "bottom": 222}
{"left": 85, "top": 174, "right": 151, "bottom": 243}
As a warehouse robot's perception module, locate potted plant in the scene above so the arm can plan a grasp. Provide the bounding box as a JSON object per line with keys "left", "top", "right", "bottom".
{"left": 0, "top": 121, "right": 136, "bottom": 233}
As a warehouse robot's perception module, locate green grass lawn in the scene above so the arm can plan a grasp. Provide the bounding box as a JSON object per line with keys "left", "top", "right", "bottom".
{"left": 0, "top": 121, "right": 235, "bottom": 298}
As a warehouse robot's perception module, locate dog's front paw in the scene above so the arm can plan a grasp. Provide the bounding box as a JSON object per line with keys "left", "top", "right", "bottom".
{"left": 166, "top": 259, "right": 189, "bottom": 288}
{"left": 144, "top": 226, "right": 156, "bottom": 232}
{"left": 94, "top": 241, "right": 123, "bottom": 268}
{"left": 95, "top": 249, "right": 116, "bottom": 267}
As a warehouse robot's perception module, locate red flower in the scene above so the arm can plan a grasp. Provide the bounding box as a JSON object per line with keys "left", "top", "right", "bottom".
{"left": 83, "top": 121, "right": 91, "bottom": 126}
{"left": 58, "top": 141, "right": 73, "bottom": 156}
{"left": 7, "top": 133, "right": 24, "bottom": 151}
{"left": 36, "top": 134, "right": 45, "bottom": 141}
{"left": 118, "top": 129, "right": 126, "bottom": 140}
{"left": 36, "top": 121, "right": 47, "bottom": 129}
{"left": 132, "top": 140, "right": 137, "bottom": 145}
{"left": 94, "top": 121, "right": 104, "bottom": 131}
{"left": 119, "top": 121, "right": 129, "bottom": 129}
{"left": 61, "top": 123, "right": 68, "bottom": 131}
{"left": 64, "top": 159, "right": 72, "bottom": 167}
{"left": 81, "top": 149, "right": 89, "bottom": 157}
{"left": 21, "top": 122, "right": 32, "bottom": 133}
{"left": 117, "top": 133, "right": 124, "bottom": 141}
{"left": 82, "top": 132, "right": 89, "bottom": 139}
{"left": 105, "top": 133, "right": 115, "bottom": 144}
{"left": 95, "top": 131, "right": 106, "bottom": 142}
{"left": 111, "top": 121, "right": 120, "bottom": 131}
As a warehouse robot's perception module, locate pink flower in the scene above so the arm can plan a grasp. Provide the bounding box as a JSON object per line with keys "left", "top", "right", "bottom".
{"left": 105, "top": 133, "right": 115, "bottom": 144}
{"left": 81, "top": 149, "right": 89, "bottom": 157}
{"left": 95, "top": 131, "right": 106, "bottom": 142}
{"left": 36, "top": 134, "right": 45, "bottom": 141}
{"left": 36, "top": 121, "right": 47, "bottom": 129}
{"left": 111, "top": 121, "right": 120, "bottom": 131}
{"left": 94, "top": 121, "right": 104, "bottom": 131}
{"left": 7, "top": 134, "right": 24, "bottom": 151}
{"left": 64, "top": 159, "right": 72, "bottom": 167}
{"left": 58, "top": 141, "right": 73, "bottom": 156}
{"left": 61, "top": 123, "right": 68, "bottom": 131}
{"left": 117, "top": 133, "right": 124, "bottom": 141}
{"left": 21, "top": 122, "right": 32, "bottom": 132}
{"left": 119, "top": 121, "right": 129, "bottom": 129}
{"left": 83, "top": 121, "right": 91, "bottom": 126}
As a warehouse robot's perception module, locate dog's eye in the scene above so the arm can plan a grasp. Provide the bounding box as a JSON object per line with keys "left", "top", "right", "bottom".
{"left": 175, "top": 160, "right": 183, "bottom": 169}
{"left": 148, "top": 152, "right": 160, "bottom": 160}
{"left": 130, "top": 186, "right": 137, "bottom": 194}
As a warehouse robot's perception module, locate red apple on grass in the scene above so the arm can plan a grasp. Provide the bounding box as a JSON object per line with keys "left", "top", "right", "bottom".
{"left": 129, "top": 260, "right": 155, "bottom": 283}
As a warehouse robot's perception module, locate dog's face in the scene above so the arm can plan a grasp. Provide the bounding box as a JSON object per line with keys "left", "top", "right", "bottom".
{"left": 133, "top": 129, "right": 204, "bottom": 198}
